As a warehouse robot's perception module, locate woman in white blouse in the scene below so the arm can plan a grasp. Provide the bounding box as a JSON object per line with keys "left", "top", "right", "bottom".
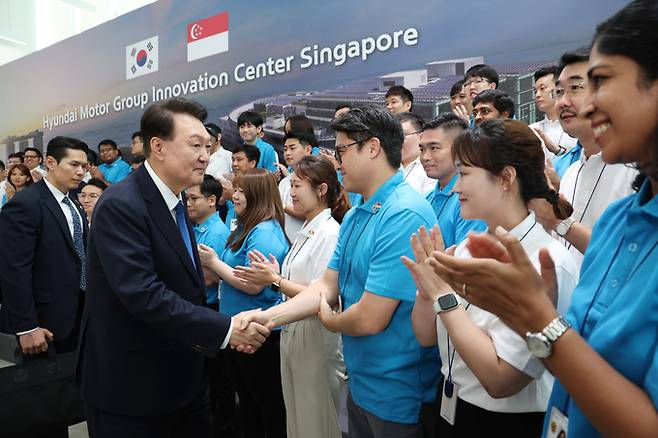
{"left": 234, "top": 155, "right": 350, "bottom": 438}
{"left": 405, "top": 119, "right": 579, "bottom": 437}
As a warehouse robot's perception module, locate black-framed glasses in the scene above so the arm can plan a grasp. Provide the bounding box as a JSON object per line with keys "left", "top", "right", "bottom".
{"left": 404, "top": 131, "right": 421, "bottom": 137}
{"left": 335, "top": 137, "right": 371, "bottom": 164}
{"left": 464, "top": 77, "right": 491, "bottom": 88}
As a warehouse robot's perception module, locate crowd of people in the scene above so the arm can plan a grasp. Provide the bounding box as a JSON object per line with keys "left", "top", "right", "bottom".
{"left": 0, "top": 1, "right": 657, "bottom": 437}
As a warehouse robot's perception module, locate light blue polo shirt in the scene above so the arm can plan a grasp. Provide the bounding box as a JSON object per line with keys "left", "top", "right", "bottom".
{"left": 327, "top": 171, "right": 441, "bottom": 424}
{"left": 223, "top": 200, "right": 236, "bottom": 230}
{"left": 426, "top": 174, "right": 486, "bottom": 248}
{"left": 193, "top": 212, "right": 229, "bottom": 305}
{"left": 254, "top": 138, "right": 278, "bottom": 172}
{"left": 220, "top": 219, "right": 289, "bottom": 317}
{"left": 552, "top": 142, "right": 583, "bottom": 178}
{"left": 98, "top": 157, "right": 132, "bottom": 184}
{"left": 543, "top": 179, "right": 658, "bottom": 437}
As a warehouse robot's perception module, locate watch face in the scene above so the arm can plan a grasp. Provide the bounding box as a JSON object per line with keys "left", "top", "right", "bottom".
{"left": 526, "top": 333, "right": 551, "bottom": 358}
{"left": 438, "top": 293, "right": 458, "bottom": 310}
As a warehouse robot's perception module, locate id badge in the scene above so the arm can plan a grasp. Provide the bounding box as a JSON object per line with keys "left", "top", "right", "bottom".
{"left": 545, "top": 406, "right": 569, "bottom": 438}
{"left": 230, "top": 218, "right": 238, "bottom": 232}
{"left": 439, "top": 379, "right": 459, "bottom": 425}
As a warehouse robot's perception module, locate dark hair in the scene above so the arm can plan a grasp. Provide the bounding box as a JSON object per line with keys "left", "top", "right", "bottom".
{"left": 204, "top": 123, "right": 221, "bottom": 140}
{"left": 330, "top": 105, "right": 403, "bottom": 169}
{"left": 335, "top": 104, "right": 351, "bottom": 112}
{"left": 140, "top": 98, "right": 208, "bottom": 158}
{"left": 284, "top": 115, "right": 314, "bottom": 136}
{"left": 592, "top": 0, "right": 658, "bottom": 182}
{"left": 0, "top": 160, "right": 5, "bottom": 171}
{"left": 86, "top": 149, "right": 98, "bottom": 166}
{"left": 8, "top": 163, "right": 34, "bottom": 189}
{"left": 294, "top": 155, "right": 351, "bottom": 223}
{"left": 131, "top": 131, "right": 142, "bottom": 141}
{"left": 232, "top": 144, "right": 261, "bottom": 164}
{"left": 472, "top": 89, "right": 516, "bottom": 118}
{"left": 8, "top": 152, "right": 24, "bottom": 163}
{"left": 453, "top": 119, "right": 573, "bottom": 219}
{"left": 46, "top": 136, "right": 89, "bottom": 162}
{"left": 98, "top": 139, "right": 118, "bottom": 150}
{"left": 450, "top": 80, "right": 465, "bottom": 97}
{"left": 131, "top": 155, "right": 146, "bottom": 165}
{"left": 533, "top": 65, "right": 558, "bottom": 82}
{"left": 556, "top": 50, "right": 590, "bottom": 78}
{"left": 398, "top": 112, "right": 425, "bottom": 133}
{"left": 23, "top": 147, "right": 43, "bottom": 161}
{"left": 237, "top": 110, "right": 263, "bottom": 128}
{"left": 84, "top": 177, "right": 108, "bottom": 191}
{"left": 200, "top": 174, "right": 223, "bottom": 211}
{"left": 227, "top": 169, "right": 288, "bottom": 250}
{"left": 465, "top": 64, "right": 500, "bottom": 86}
{"left": 422, "top": 112, "right": 469, "bottom": 133}
{"left": 284, "top": 130, "right": 317, "bottom": 148}
{"left": 385, "top": 85, "right": 414, "bottom": 104}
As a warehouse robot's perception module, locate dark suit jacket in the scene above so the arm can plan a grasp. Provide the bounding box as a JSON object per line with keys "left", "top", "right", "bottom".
{"left": 77, "top": 165, "right": 231, "bottom": 416}
{"left": 0, "top": 180, "right": 88, "bottom": 340}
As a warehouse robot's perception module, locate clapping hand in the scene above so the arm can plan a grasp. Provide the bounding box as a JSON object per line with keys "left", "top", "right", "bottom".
{"left": 198, "top": 244, "right": 219, "bottom": 269}
{"left": 233, "top": 250, "right": 280, "bottom": 287}
{"left": 453, "top": 104, "right": 471, "bottom": 123}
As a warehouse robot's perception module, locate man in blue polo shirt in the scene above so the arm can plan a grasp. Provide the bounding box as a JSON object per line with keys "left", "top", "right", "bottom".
{"left": 220, "top": 144, "right": 260, "bottom": 230}
{"left": 237, "top": 110, "right": 278, "bottom": 172}
{"left": 420, "top": 113, "right": 486, "bottom": 248}
{"left": 93, "top": 139, "right": 131, "bottom": 184}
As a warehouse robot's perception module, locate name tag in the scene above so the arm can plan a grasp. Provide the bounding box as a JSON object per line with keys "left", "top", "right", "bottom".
{"left": 440, "top": 379, "right": 459, "bottom": 426}
{"left": 545, "top": 406, "right": 569, "bottom": 438}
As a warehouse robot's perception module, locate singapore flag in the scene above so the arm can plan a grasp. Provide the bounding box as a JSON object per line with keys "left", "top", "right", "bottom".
{"left": 187, "top": 12, "right": 229, "bottom": 62}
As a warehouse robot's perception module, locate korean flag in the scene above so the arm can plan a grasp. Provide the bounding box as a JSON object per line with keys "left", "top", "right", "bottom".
{"left": 126, "top": 36, "right": 159, "bottom": 80}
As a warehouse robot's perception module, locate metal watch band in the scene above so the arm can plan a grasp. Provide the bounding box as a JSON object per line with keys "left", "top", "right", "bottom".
{"left": 542, "top": 316, "right": 571, "bottom": 342}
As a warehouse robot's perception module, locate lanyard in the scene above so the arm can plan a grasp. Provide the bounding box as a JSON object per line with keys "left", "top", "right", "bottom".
{"left": 567, "top": 162, "right": 607, "bottom": 250}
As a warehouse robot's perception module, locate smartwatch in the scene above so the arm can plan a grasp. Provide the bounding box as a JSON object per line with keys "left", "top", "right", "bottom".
{"left": 433, "top": 293, "right": 459, "bottom": 314}
{"left": 271, "top": 276, "right": 282, "bottom": 292}
{"left": 555, "top": 217, "right": 576, "bottom": 237}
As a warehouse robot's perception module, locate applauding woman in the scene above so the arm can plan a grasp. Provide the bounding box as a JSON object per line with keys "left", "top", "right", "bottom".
{"left": 234, "top": 156, "right": 350, "bottom": 438}
{"left": 405, "top": 119, "right": 579, "bottom": 436}
{"left": 198, "top": 168, "right": 290, "bottom": 438}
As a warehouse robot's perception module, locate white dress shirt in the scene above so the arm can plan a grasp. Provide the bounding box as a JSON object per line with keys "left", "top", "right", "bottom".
{"left": 144, "top": 160, "right": 233, "bottom": 349}
{"left": 436, "top": 212, "right": 579, "bottom": 413}
{"left": 278, "top": 173, "right": 304, "bottom": 240}
{"left": 530, "top": 116, "right": 578, "bottom": 160}
{"left": 558, "top": 151, "right": 637, "bottom": 267}
{"left": 206, "top": 147, "right": 233, "bottom": 180}
{"left": 402, "top": 156, "right": 435, "bottom": 194}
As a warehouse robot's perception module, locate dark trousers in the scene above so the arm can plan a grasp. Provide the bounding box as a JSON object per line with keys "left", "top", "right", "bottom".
{"left": 347, "top": 392, "right": 421, "bottom": 438}
{"left": 84, "top": 388, "right": 212, "bottom": 438}
{"left": 207, "top": 353, "right": 239, "bottom": 438}
{"left": 222, "top": 329, "right": 286, "bottom": 438}
{"left": 435, "top": 395, "right": 545, "bottom": 437}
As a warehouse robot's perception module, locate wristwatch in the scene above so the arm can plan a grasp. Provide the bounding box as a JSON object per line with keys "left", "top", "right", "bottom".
{"left": 555, "top": 217, "right": 576, "bottom": 237}
{"left": 433, "top": 293, "right": 459, "bottom": 314}
{"left": 271, "top": 276, "right": 282, "bottom": 292}
{"left": 525, "top": 316, "right": 571, "bottom": 358}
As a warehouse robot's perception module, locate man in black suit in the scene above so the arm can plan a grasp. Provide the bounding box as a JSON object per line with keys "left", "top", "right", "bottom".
{"left": 77, "top": 97, "right": 270, "bottom": 438}
{"left": 0, "top": 136, "right": 89, "bottom": 355}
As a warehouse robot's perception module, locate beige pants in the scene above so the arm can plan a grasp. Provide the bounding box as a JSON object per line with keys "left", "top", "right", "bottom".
{"left": 280, "top": 316, "right": 346, "bottom": 438}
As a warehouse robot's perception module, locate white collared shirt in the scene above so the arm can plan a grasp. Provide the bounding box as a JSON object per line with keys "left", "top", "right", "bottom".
{"left": 206, "top": 147, "right": 233, "bottom": 180}
{"left": 281, "top": 208, "right": 339, "bottom": 286}
{"left": 43, "top": 176, "right": 84, "bottom": 240}
{"left": 559, "top": 151, "right": 637, "bottom": 267}
{"left": 144, "top": 160, "right": 233, "bottom": 349}
{"left": 278, "top": 173, "right": 304, "bottom": 240}
{"left": 401, "top": 157, "right": 435, "bottom": 194}
{"left": 436, "top": 212, "right": 579, "bottom": 413}
{"left": 530, "top": 116, "right": 578, "bottom": 160}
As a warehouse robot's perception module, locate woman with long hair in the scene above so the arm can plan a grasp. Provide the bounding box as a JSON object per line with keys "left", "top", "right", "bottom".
{"left": 234, "top": 156, "right": 350, "bottom": 438}
{"left": 405, "top": 119, "right": 579, "bottom": 436}
{"left": 2, "top": 164, "right": 34, "bottom": 205}
{"left": 198, "top": 168, "right": 290, "bottom": 438}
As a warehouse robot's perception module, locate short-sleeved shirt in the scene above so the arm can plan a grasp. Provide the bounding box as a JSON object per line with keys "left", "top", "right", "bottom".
{"left": 278, "top": 173, "right": 304, "bottom": 239}
{"left": 193, "top": 212, "right": 230, "bottom": 305}
{"left": 219, "top": 219, "right": 289, "bottom": 317}
{"left": 327, "top": 171, "right": 441, "bottom": 424}
{"left": 552, "top": 142, "right": 582, "bottom": 178}
{"left": 425, "top": 174, "right": 486, "bottom": 248}
{"left": 530, "top": 117, "right": 578, "bottom": 160}
{"left": 223, "top": 200, "right": 236, "bottom": 230}
{"left": 206, "top": 148, "right": 233, "bottom": 180}
{"left": 402, "top": 157, "right": 436, "bottom": 194}
{"left": 255, "top": 138, "right": 278, "bottom": 172}
{"left": 439, "top": 212, "right": 579, "bottom": 413}
{"left": 98, "top": 158, "right": 132, "bottom": 184}
{"left": 544, "top": 180, "right": 658, "bottom": 437}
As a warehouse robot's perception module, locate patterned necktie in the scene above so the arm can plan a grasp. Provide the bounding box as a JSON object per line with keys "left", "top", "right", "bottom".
{"left": 174, "top": 201, "right": 196, "bottom": 269}
{"left": 61, "top": 196, "right": 87, "bottom": 291}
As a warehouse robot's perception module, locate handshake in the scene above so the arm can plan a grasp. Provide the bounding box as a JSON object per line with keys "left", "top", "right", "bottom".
{"left": 227, "top": 308, "right": 275, "bottom": 354}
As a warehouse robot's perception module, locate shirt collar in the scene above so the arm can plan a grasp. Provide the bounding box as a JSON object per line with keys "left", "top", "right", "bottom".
{"left": 632, "top": 178, "right": 658, "bottom": 219}
{"left": 401, "top": 156, "right": 421, "bottom": 173}
{"left": 194, "top": 211, "right": 221, "bottom": 232}
{"left": 144, "top": 160, "right": 182, "bottom": 212}
{"left": 300, "top": 208, "right": 332, "bottom": 237}
{"left": 43, "top": 176, "right": 68, "bottom": 203}
{"left": 433, "top": 173, "right": 458, "bottom": 196}
{"left": 359, "top": 171, "right": 403, "bottom": 213}
{"left": 507, "top": 211, "right": 537, "bottom": 241}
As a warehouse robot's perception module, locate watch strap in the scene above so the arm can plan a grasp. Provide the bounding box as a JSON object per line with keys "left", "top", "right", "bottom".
{"left": 542, "top": 316, "right": 571, "bottom": 342}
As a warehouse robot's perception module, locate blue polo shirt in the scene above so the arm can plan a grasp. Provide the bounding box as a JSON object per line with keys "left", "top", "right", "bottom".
{"left": 327, "top": 171, "right": 441, "bottom": 424}
{"left": 193, "top": 212, "right": 229, "bottom": 305}
{"left": 543, "top": 179, "right": 658, "bottom": 437}
{"left": 426, "top": 174, "right": 486, "bottom": 248}
{"left": 552, "top": 142, "right": 583, "bottom": 178}
{"left": 98, "top": 158, "right": 131, "bottom": 184}
{"left": 223, "top": 200, "right": 236, "bottom": 230}
{"left": 254, "top": 138, "right": 278, "bottom": 172}
{"left": 219, "top": 219, "right": 289, "bottom": 317}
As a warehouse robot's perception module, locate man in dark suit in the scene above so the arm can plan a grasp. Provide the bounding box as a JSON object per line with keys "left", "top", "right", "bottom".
{"left": 77, "top": 97, "right": 270, "bottom": 438}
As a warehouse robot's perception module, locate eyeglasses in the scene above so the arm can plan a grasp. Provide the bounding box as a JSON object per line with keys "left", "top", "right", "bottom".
{"left": 187, "top": 194, "right": 209, "bottom": 203}
{"left": 464, "top": 77, "right": 491, "bottom": 88}
{"left": 78, "top": 193, "right": 101, "bottom": 200}
{"left": 335, "top": 137, "right": 371, "bottom": 164}
{"left": 472, "top": 106, "right": 494, "bottom": 117}
{"left": 550, "top": 82, "right": 586, "bottom": 99}
{"left": 404, "top": 131, "right": 421, "bottom": 137}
